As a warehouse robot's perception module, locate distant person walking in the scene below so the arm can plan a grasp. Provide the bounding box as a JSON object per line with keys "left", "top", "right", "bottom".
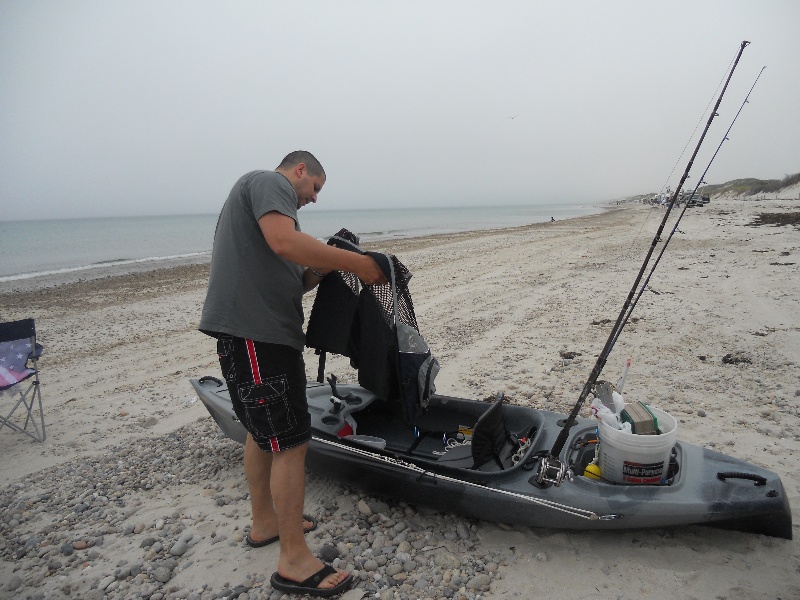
{"left": 199, "top": 151, "right": 386, "bottom": 597}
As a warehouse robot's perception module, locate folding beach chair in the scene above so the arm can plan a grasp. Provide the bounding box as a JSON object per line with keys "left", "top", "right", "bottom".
{"left": 0, "top": 318, "right": 45, "bottom": 442}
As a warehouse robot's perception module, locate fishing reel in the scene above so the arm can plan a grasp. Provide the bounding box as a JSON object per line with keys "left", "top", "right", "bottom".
{"left": 532, "top": 455, "right": 572, "bottom": 488}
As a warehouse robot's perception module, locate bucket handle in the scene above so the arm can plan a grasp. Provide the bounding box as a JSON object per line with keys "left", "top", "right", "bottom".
{"left": 716, "top": 471, "right": 767, "bottom": 486}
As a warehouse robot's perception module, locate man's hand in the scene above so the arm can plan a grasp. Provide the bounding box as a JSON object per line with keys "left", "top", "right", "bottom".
{"left": 357, "top": 255, "right": 388, "bottom": 285}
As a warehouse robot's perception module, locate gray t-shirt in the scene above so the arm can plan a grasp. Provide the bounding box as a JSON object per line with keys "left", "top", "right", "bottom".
{"left": 199, "top": 170, "right": 306, "bottom": 350}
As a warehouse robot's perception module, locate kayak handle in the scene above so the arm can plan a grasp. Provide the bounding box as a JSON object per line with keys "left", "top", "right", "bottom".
{"left": 716, "top": 472, "right": 767, "bottom": 486}
{"left": 199, "top": 375, "right": 224, "bottom": 387}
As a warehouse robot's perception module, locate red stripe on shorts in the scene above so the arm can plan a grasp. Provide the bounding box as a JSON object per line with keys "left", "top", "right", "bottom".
{"left": 269, "top": 437, "right": 280, "bottom": 452}
{"left": 245, "top": 339, "right": 261, "bottom": 384}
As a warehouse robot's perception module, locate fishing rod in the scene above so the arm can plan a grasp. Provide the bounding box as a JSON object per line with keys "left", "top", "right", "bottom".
{"left": 536, "top": 40, "right": 751, "bottom": 487}
{"left": 609, "top": 65, "right": 766, "bottom": 350}
{"left": 654, "top": 58, "right": 737, "bottom": 203}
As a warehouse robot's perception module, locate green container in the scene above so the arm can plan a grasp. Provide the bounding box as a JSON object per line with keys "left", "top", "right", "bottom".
{"left": 620, "top": 401, "right": 659, "bottom": 435}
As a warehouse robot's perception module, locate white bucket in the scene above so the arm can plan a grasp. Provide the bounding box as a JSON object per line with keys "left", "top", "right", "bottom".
{"left": 597, "top": 406, "right": 677, "bottom": 484}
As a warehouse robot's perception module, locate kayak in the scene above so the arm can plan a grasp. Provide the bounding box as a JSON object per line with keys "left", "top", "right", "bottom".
{"left": 189, "top": 374, "right": 792, "bottom": 539}
{"left": 191, "top": 231, "right": 791, "bottom": 539}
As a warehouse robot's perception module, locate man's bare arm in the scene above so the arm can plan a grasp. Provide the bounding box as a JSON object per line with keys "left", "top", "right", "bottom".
{"left": 259, "top": 212, "right": 387, "bottom": 285}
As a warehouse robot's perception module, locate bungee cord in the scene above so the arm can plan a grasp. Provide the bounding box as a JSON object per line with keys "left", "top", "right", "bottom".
{"left": 312, "top": 435, "right": 613, "bottom": 521}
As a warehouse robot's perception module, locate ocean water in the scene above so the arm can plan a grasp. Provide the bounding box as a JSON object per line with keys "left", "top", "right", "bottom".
{"left": 0, "top": 203, "right": 599, "bottom": 281}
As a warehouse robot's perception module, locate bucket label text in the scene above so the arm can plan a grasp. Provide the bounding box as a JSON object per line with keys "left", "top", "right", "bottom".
{"left": 622, "top": 460, "right": 665, "bottom": 484}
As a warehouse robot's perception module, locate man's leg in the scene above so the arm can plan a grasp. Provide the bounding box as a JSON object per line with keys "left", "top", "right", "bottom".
{"left": 219, "top": 336, "right": 349, "bottom": 590}
{"left": 243, "top": 433, "right": 277, "bottom": 541}
{"left": 244, "top": 434, "right": 315, "bottom": 543}
{"left": 271, "top": 442, "right": 349, "bottom": 589}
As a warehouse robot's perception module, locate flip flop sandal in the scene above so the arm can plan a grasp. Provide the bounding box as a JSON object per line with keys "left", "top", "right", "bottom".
{"left": 245, "top": 514, "right": 318, "bottom": 547}
{"left": 270, "top": 564, "right": 353, "bottom": 598}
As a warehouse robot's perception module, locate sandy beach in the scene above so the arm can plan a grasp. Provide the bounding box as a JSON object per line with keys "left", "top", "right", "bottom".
{"left": 1, "top": 197, "right": 798, "bottom": 599}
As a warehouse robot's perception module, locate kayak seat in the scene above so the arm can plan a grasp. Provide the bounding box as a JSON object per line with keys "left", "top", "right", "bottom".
{"left": 436, "top": 397, "right": 517, "bottom": 471}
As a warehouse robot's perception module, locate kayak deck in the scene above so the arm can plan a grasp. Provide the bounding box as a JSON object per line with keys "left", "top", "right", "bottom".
{"left": 190, "top": 376, "right": 792, "bottom": 539}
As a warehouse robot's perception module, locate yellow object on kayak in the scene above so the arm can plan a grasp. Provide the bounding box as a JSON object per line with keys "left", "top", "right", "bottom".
{"left": 583, "top": 463, "right": 601, "bottom": 480}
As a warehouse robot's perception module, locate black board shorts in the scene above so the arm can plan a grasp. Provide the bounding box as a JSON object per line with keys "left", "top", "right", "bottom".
{"left": 215, "top": 334, "right": 311, "bottom": 452}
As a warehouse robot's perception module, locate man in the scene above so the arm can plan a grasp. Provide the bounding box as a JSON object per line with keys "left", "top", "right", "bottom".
{"left": 200, "top": 151, "right": 386, "bottom": 596}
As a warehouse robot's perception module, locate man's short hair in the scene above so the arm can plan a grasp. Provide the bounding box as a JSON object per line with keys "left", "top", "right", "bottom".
{"left": 278, "top": 151, "right": 325, "bottom": 178}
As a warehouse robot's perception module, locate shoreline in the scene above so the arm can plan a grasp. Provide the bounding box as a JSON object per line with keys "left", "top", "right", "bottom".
{"left": 1, "top": 197, "right": 797, "bottom": 599}
{"left": 0, "top": 204, "right": 618, "bottom": 296}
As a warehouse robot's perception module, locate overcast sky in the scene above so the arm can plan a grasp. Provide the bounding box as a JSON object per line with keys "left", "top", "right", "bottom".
{"left": 1, "top": 1, "right": 798, "bottom": 221}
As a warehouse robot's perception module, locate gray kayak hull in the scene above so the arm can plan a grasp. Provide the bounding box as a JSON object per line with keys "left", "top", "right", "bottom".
{"left": 189, "top": 376, "right": 792, "bottom": 539}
